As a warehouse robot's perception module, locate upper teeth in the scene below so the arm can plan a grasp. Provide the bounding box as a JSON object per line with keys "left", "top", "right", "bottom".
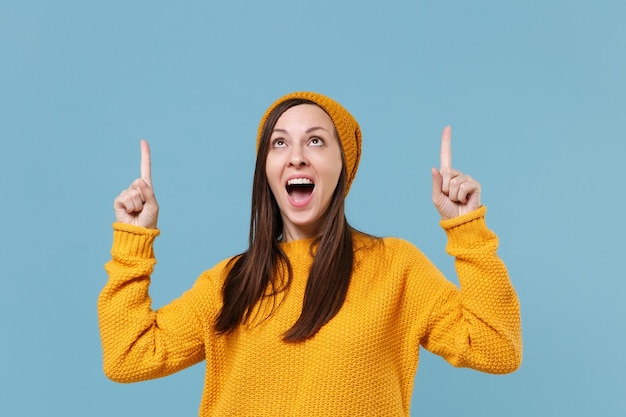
{"left": 287, "top": 178, "right": 313, "bottom": 185}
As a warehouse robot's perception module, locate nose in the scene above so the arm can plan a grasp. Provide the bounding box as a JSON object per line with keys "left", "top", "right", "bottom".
{"left": 288, "top": 146, "right": 308, "bottom": 167}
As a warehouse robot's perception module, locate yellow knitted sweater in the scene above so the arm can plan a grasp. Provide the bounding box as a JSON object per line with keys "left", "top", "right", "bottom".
{"left": 98, "top": 206, "right": 522, "bottom": 416}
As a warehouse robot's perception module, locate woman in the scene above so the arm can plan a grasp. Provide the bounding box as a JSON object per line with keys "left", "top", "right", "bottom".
{"left": 99, "top": 92, "right": 522, "bottom": 416}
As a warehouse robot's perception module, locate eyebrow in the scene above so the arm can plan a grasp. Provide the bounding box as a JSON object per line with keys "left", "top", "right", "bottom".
{"left": 272, "top": 126, "right": 329, "bottom": 134}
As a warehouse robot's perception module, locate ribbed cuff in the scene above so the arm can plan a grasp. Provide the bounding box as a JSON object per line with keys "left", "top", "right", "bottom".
{"left": 111, "top": 222, "right": 161, "bottom": 259}
{"left": 440, "top": 206, "right": 496, "bottom": 249}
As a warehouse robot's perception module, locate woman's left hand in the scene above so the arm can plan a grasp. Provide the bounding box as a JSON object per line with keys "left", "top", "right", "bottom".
{"left": 431, "top": 126, "right": 482, "bottom": 220}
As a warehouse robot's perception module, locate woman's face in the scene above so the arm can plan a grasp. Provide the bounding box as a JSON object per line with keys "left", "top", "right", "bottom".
{"left": 265, "top": 104, "right": 343, "bottom": 242}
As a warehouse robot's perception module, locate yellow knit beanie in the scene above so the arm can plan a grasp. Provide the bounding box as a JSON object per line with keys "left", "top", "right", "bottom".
{"left": 257, "top": 92, "right": 362, "bottom": 194}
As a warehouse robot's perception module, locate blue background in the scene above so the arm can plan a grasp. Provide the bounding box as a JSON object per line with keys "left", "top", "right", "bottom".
{"left": 1, "top": 0, "right": 624, "bottom": 415}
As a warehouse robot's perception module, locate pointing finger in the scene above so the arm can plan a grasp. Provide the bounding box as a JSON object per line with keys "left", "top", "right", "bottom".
{"left": 440, "top": 125, "right": 452, "bottom": 170}
{"left": 140, "top": 139, "right": 152, "bottom": 185}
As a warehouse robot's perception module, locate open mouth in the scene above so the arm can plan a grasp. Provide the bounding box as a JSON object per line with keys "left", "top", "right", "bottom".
{"left": 286, "top": 178, "right": 315, "bottom": 202}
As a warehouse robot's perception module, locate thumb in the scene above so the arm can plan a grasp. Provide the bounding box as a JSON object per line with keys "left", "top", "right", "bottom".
{"left": 138, "top": 179, "right": 157, "bottom": 204}
{"left": 431, "top": 167, "right": 444, "bottom": 203}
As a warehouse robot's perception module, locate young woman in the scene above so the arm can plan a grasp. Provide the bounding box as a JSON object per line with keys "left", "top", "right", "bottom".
{"left": 99, "top": 91, "right": 522, "bottom": 416}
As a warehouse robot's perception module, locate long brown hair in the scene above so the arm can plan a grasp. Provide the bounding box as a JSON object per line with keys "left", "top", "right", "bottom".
{"left": 214, "top": 99, "right": 354, "bottom": 342}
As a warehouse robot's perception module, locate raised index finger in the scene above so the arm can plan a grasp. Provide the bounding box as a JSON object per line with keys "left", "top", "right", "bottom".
{"left": 440, "top": 125, "right": 452, "bottom": 170}
{"left": 140, "top": 139, "right": 152, "bottom": 184}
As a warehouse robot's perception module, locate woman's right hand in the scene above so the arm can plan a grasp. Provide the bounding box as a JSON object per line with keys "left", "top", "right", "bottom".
{"left": 113, "top": 140, "right": 159, "bottom": 229}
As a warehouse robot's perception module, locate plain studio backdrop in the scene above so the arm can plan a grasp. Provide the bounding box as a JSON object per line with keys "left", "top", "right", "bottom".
{"left": 1, "top": 1, "right": 624, "bottom": 416}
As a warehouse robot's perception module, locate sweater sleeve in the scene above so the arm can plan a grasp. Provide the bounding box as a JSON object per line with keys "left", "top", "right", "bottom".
{"left": 421, "top": 206, "right": 522, "bottom": 374}
{"left": 97, "top": 222, "right": 208, "bottom": 383}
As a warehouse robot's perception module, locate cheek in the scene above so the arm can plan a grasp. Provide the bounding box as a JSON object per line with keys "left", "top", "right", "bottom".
{"left": 264, "top": 156, "right": 282, "bottom": 192}
{"left": 319, "top": 159, "right": 343, "bottom": 198}
{"left": 329, "top": 153, "right": 344, "bottom": 183}
{"left": 264, "top": 154, "right": 275, "bottom": 179}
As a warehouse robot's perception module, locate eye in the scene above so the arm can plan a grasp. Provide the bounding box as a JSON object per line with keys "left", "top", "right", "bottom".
{"left": 309, "top": 137, "right": 324, "bottom": 147}
{"left": 272, "top": 138, "right": 287, "bottom": 148}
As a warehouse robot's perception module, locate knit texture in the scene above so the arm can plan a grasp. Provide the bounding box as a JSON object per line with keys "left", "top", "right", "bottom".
{"left": 257, "top": 92, "right": 362, "bottom": 194}
{"left": 98, "top": 206, "right": 522, "bottom": 416}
